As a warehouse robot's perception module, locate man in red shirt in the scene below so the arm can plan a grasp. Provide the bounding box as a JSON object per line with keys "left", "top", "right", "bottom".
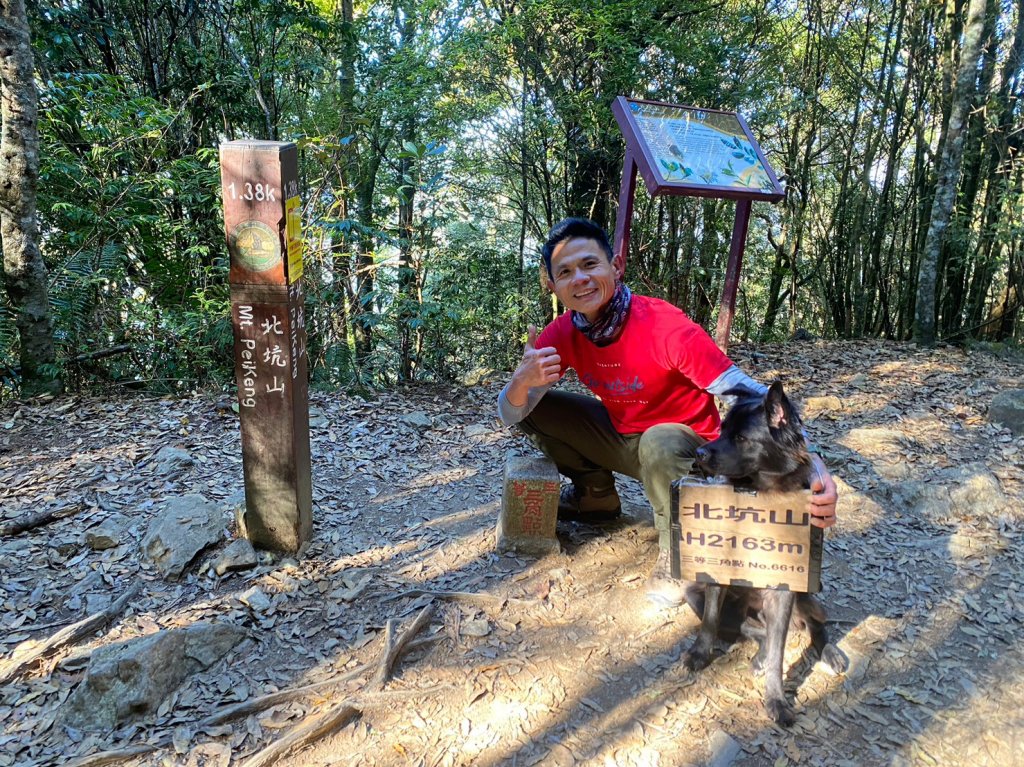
{"left": 498, "top": 218, "right": 838, "bottom": 606}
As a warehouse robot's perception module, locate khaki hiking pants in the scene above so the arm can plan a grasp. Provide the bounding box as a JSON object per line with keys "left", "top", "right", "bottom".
{"left": 519, "top": 390, "right": 705, "bottom": 550}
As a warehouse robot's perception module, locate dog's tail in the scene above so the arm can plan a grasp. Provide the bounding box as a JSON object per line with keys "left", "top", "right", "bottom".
{"left": 792, "top": 593, "right": 827, "bottom": 631}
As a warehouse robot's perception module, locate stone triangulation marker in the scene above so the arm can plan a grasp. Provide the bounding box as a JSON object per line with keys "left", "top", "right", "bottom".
{"left": 496, "top": 454, "right": 561, "bottom": 556}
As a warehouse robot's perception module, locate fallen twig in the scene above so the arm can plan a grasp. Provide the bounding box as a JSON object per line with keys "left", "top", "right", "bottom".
{"left": 0, "top": 502, "right": 85, "bottom": 537}
{"left": 371, "top": 602, "right": 436, "bottom": 690}
{"left": 237, "top": 701, "right": 360, "bottom": 767}
{"left": 200, "top": 635, "right": 439, "bottom": 727}
{"left": 0, "top": 581, "right": 142, "bottom": 684}
{"left": 359, "top": 683, "right": 450, "bottom": 705}
{"left": 15, "top": 616, "right": 78, "bottom": 634}
{"left": 63, "top": 744, "right": 157, "bottom": 767}
{"left": 201, "top": 663, "right": 370, "bottom": 727}
{"left": 635, "top": 620, "right": 674, "bottom": 641}
{"left": 372, "top": 619, "right": 397, "bottom": 688}
{"left": 384, "top": 588, "right": 530, "bottom": 607}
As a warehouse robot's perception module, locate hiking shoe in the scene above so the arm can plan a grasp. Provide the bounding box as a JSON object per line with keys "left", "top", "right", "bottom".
{"left": 557, "top": 484, "right": 621, "bottom": 522}
{"left": 645, "top": 548, "right": 686, "bottom": 608}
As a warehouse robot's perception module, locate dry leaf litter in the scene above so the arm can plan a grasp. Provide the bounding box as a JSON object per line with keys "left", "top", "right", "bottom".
{"left": 0, "top": 340, "right": 1023, "bottom": 767}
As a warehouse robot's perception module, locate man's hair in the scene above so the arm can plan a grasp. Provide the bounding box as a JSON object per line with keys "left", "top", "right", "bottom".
{"left": 541, "top": 217, "right": 613, "bottom": 278}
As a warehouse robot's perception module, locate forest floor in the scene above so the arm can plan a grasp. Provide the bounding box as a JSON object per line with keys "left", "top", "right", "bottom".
{"left": 2, "top": 339, "right": 1024, "bottom": 767}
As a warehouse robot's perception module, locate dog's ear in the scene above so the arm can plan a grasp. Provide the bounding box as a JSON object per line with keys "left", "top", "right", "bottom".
{"left": 765, "top": 381, "right": 797, "bottom": 430}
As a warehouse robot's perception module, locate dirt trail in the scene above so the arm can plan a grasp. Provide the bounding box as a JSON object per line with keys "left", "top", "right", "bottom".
{"left": 1, "top": 340, "right": 1023, "bottom": 767}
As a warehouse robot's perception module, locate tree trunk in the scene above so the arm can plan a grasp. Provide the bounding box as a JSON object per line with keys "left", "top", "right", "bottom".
{"left": 914, "top": 0, "right": 988, "bottom": 345}
{"left": 397, "top": 122, "right": 417, "bottom": 382}
{"left": 517, "top": 63, "right": 529, "bottom": 290}
{"left": 966, "top": 3, "right": 1024, "bottom": 333}
{"left": 938, "top": 0, "right": 998, "bottom": 336}
{"left": 0, "top": 0, "right": 61, "bottom": 396}
{"left": 354, "top": 180, "right": 377, "bottom": 365}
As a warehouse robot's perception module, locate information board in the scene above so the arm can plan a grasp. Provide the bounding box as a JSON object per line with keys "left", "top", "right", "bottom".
{"left": 631, "top": 102, "right": 774, "bottom": 191}
{"left": 612, "top": 97, "right": 783, "bottom": 201}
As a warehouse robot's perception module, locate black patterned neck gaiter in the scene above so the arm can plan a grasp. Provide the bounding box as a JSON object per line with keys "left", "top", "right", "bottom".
{"left": 571, "top": 282, "right": 633, "bottom": 347}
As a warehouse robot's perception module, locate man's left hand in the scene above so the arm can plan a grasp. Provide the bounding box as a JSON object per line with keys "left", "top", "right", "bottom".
{"left": 807, "top": 454, "right": 838, "bottom": 529}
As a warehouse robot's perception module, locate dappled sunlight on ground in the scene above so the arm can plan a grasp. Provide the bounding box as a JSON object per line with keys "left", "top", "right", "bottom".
{"left": 1, "top": 341, "right": 1023, "bottom": 765}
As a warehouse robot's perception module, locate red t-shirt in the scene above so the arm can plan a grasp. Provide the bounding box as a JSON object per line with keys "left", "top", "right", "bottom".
{"left": 536, "top": 295, "right": 732, "bottom": 438}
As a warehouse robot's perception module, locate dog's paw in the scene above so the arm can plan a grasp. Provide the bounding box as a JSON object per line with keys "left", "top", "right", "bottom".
{"left": 765, "top": 697, "right": 796, "bottom": 727}
{"left": 682, "top": 648, "right": 712, "bottom": 672}
{"left": 751, "top": 647, "right": 767, "bottom": 676}
{"left": 819, "top": 643, "right": 849, "bottom": 675}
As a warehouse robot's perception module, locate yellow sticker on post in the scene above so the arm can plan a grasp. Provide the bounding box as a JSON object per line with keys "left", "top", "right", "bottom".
{"left": 285, "top": 196, "right": 303, "bottom": 284}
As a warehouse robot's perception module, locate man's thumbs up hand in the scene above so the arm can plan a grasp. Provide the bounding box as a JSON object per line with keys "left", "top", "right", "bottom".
{"left": 525, "top": 324, "right": 539, "bottom": 351}
{"left": 514, "top": 325, "right": 561, "bottom": 390}
{"left": 504, "top": 325, "right": 561, "bottom": 408}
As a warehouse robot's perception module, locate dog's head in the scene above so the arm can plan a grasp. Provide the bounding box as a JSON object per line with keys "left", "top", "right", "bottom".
{"left": 695, "top": 381, "right": 810, "bottom": 491}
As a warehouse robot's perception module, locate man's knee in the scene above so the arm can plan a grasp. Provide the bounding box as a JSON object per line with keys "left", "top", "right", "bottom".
{"left": 638, "top": 423, "right": 704, "bottom": 470}
{"left": 519, "top": 390, "right": 583, "bottom": 436}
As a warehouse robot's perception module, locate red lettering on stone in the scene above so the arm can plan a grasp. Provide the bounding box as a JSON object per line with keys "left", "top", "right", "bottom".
{"left": 512, "top": 480, "right": 548, "bottom": 535}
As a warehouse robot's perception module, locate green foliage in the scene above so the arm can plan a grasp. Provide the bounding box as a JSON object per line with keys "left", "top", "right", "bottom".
{"left": 32, "top": 72, "right": 227, "bottom": 388}
{"left": 408, "top": 224, "right": 537, "bottom": 380}
{"left": 0, "top": 304, "right": 18, "bottom": 396}
{"left": 7, "top": 0, "right": 1020, "bottom": 400}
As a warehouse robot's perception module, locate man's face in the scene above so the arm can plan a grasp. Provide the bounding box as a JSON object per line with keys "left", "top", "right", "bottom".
{"left": 547, "top": 237, "right": 623, "bottom": 322}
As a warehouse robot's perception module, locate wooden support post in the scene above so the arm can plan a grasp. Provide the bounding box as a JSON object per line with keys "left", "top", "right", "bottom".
{"left": 714, "top": 199, "right": 752, "bottom": 352}
{"left": 220, "top": 141, "right": 312, "bottom": 553}
{"left": 613, "top": 148, "right": 638, "bottom": 263}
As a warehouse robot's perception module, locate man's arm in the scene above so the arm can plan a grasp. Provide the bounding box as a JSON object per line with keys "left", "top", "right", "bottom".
{"left": 496, "top": 325, "right": 562, "bottom": 425}
{"left": 705, "top": 364, "right": 768, "bottom": 406}
{"left": 498, "top": 381, "right": 553, "bottom": 425}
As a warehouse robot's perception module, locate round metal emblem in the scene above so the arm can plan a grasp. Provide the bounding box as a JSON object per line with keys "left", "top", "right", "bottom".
{"left": 230, "top": 220, "right": 280, "bottom": 272}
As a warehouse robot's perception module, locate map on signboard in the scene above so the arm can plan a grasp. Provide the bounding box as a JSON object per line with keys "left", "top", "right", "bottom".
{"left": 627, "top": 100, "right": 776, "bottom": 193}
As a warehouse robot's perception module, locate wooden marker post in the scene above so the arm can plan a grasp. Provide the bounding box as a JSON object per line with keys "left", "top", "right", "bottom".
{"left": 220, "top": 140, "right": 312, "bottom": 553}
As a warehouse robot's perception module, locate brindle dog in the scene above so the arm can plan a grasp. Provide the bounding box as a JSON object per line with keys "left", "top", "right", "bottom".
{"left": 683, "top": 381, "right": 847, "bottom": 725}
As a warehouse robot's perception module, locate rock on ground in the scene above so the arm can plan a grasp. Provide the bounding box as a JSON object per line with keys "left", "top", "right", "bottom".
{"left": 989, "top": 388, "right": 1024, "bottom": 435}
{"left": 140, "top": 494, "right": 225, "bottom": 579}
{"left": 213, "top": 538, "right": 258, "bottom": 576}
{"left": 59, "top": 621, "right": 247, "bottom": 731}
{"left": 84, "top": 513, "right": 131, "bottom": 550}
{"left": 148, "top": 446, "right": 195, "bottom": 478}
{"left": 887, "top": 463, "right": 1007, "bottom": 526}
{"left": 400, "top": 411, "right": 434, "bottom": 430}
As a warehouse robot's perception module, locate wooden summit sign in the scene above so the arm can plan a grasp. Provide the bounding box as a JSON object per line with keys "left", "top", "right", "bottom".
{"left": 611, "top": 97, "right": 784, "bottom": 352}
{"left": 669, "top": 477, "right": 822, "bottom": 593}
{"left": 220, "top": 140, "right": 312, "bottom": 554}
